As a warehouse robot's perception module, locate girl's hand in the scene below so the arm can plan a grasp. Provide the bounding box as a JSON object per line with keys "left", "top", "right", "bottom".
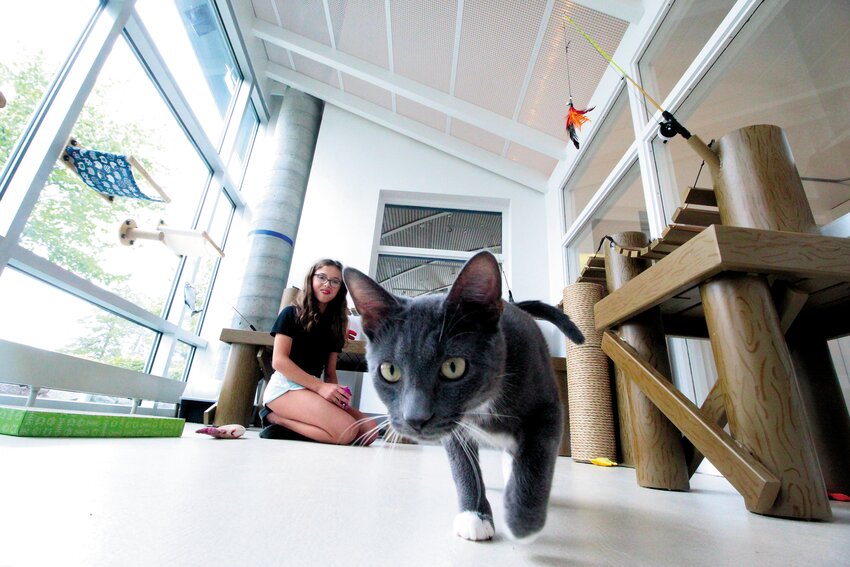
{"left": 318, "top": 383, "right": 352, "bottom": 408}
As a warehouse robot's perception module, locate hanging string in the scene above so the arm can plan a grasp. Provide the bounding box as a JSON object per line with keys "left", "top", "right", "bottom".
{"left": 691, "top": 139, "right": 715, "bottom": 188}
{"left": 564, "top": 39, "right": 573, "bottom": 103}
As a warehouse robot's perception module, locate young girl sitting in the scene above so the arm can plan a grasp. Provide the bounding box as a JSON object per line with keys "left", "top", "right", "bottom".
{"left": 260, "top": 259, "right": 380, "bottom": 445}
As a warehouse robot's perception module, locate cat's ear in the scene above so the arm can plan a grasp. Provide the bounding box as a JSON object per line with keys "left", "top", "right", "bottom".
{"left": 446, "top": 251, "right": 503, "bottom": 326}
{"left": 343, "top": 267, "right": 399, "bottom": 338}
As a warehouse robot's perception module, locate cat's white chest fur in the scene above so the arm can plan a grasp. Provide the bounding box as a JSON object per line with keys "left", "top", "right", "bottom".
{"left": 463, "top": 401, "right": 518, "bottom": 453}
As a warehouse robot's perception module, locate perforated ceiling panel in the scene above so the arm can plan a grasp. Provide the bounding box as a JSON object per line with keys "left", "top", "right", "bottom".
{"left": 330, "top": 0, "right": 389, "bottom": 69}
{"left": 273, "top": 0, "right": 332, "bottom": 46}
{"left": 252, "top": 0, "right": 279, "bottom": 25}
{"left": 520, "top": 1, "right": 628, "bottom": 140}
{"left": 506, "top": 142, "right": 560, "bottom": 176}
{"left": 291, "top": 52, "right": 339, "bottom": 88}
{"left": 342, "top": 72, "right": 392, "bottom": 110}
{"left": 396, "top": 95, "right": 448, "bottom": 132}
{"left": 391, "top": 1, "right": 458, "bottom": 93}
{"left": 450, "top": 119, "right": 507, "bottom": 155}
{"left": 264, "top": 42, "right": 292, "bottom": 68}
{"left": 252, "top": 0, "right": 635, "bottom": 189}
{"left": 454, "top": 0, "right": 549, "bottom": 117}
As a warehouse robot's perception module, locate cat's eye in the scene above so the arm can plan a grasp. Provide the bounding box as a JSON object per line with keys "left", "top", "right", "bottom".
{"left": 440, "top": 357, "right": 466, "bottom": 380}
{"left": 380, "top": 362, "right": 402, "bottom": 383}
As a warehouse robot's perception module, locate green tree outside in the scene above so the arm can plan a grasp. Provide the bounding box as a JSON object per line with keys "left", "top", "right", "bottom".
{"left": 1, "top": 54, "right": 168, "bottom": 374}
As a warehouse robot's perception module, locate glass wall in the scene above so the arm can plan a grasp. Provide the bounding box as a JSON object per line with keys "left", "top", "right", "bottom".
{"left": 561, "top": 0, "right": 850, "bottom": 408}
{"left": 562, "top": 89, "right": 633, "bottom": 223}
{"left": 136, "top": 0, "right": 242, "bottom": 145}
{"left": 19, "top": 37, "right": 211, "bottom": 314}
{"left": 654, "top": 0, "right": 850, "bottom": 226}
{"left": 0, "top": 1, "right": 100, "bottom": 183}
{"left": 565, "top": 161, "right": 645, "bottom": 281}
{"left": 0, "top": 1, "right": 261, "bottom": 412}
{"left": 637, "top": 0, "right": 736, "bottom": 123}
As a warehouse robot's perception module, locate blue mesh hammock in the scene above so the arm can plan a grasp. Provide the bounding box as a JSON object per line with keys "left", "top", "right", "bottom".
{"left": 64, "top": 145, "right": 164, "bottom": 202}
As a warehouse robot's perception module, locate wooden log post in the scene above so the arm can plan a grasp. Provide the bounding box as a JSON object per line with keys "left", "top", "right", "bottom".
{"left": 214, "top": 343, "right": 261, "bottom": 426}
{"left": 702, "top": 124, "right": 831, "bottom": 519}
{"left": 786, "top": 325, "right": 850, "bottom": 495}
{"left": 605, "top": 231, "right": 689, "bottom": 490}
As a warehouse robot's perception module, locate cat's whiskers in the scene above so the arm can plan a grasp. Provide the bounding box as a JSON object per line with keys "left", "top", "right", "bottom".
{"left": 456, "top": 419, "right": 502, "bottom": 450}
{"left": 341, "top": 414, "right": 390, "bottom": 446}
{"left": 451, "top": 428, "right": 485, "bottom": 505}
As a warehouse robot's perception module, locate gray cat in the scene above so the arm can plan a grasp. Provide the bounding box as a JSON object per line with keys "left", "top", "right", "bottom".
{"left": 343, "top": 251, "right": 584, "bottom": 542}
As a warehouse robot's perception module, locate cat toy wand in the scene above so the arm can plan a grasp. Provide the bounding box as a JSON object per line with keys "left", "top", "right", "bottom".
{"left": 563, "top": 14, "right": 719, "bottom": 169}
{"left": 564, "top": 37, "right": 594, "bottom": 149}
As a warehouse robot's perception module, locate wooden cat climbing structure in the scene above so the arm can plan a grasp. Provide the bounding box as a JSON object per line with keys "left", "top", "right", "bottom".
{"left": 568, "top": 124, "right": 850, "bottom": 521}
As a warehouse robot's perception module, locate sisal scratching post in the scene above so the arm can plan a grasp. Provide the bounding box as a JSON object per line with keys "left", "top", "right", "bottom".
{"left": 562, "top": 282, "right": 616, "bottom": 463}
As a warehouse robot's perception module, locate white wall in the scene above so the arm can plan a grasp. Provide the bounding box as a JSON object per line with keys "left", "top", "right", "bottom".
{"left": 288, "top": 105, "right": 552, "bottom": 302}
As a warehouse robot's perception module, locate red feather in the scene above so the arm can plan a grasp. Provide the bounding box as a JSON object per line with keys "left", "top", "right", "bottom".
{"left": 565, "top": 101, "right": 594, "bottom": 149}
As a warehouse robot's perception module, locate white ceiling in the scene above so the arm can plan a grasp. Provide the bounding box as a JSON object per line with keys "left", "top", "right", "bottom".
{"left": 242, "top": 0, "right": 641, "bottom": 191}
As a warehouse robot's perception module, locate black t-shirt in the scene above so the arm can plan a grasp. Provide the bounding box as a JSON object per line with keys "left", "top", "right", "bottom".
{"left": 270, "top": 305, "right": 343, "bottom": 378}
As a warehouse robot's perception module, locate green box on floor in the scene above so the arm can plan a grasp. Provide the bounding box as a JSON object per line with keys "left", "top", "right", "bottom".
{"left": 0, "top": 405, "right": 184, "bottom": 438}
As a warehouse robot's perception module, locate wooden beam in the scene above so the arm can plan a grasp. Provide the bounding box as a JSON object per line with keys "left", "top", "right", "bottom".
{"left": 773, "top": 283, "right": 809, "bottom": 334}
{"left": 601, "top": 331, "right": 780, "bottom": 514}
{"left": 686, "top": 380, "right": 728, "bottom": 476}
{"left": 595, "top": 225, "right": 850, "bottom": 329}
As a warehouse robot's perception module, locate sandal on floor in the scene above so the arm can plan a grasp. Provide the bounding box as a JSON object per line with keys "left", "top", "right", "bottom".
{"left": 259, "top": 424, "right": 313, "bottom": 442}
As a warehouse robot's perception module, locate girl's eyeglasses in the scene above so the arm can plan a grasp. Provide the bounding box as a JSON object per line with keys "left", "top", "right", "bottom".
{"left": 314, "top": 273, "right": 342, "bottom": 288}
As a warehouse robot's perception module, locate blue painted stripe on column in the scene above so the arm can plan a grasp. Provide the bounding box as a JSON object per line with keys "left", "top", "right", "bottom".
{"left": 250, "top": 229, "right": 294, "bottom": 246}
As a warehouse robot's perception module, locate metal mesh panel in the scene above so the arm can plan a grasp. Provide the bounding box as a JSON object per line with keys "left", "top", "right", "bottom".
{"left": 380, "top": 205, "right": 502, "bottom": 252}
{"left": 375, "top": 255, "right": 465, "bottom": 297}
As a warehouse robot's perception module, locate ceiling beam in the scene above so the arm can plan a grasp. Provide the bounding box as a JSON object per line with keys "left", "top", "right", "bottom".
{"left": 267, "top": 62, "right": 548, "bottom": 192}
{"left": 254, "top": 19, "right": 567, "bottom": 160}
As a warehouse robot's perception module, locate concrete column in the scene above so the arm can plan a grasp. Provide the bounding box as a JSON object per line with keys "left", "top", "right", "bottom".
{"left": 233, "top": 88, "right": 323, "bottom": 332}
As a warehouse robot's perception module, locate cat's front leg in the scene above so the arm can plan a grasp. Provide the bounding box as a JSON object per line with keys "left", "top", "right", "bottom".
{"left": 443, "top": 433, "right": 494, "bottom": 541}
{"left": 503, "top": 410, "right": 562, "bottom": 542}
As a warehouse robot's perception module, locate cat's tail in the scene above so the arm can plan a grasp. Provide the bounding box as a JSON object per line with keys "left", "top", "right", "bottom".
{"left": 514, "top": 300, "right": 585, "bottom": 345}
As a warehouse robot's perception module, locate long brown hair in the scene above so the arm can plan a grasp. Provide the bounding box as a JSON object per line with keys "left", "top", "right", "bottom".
{"left": 296, "top": 258, "right": 348, "bottom": 348}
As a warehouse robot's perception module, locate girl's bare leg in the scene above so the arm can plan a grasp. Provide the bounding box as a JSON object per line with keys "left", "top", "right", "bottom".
{"left": 267, "top": 390, "right": 360, "bottom": 445}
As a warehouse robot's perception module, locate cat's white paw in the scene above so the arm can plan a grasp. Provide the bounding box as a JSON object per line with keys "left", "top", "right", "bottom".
{"left": 453, "top": 511, "right": 495, "bottom": 541}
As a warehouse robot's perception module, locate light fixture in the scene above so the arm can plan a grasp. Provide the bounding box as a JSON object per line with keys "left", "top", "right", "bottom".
{"left": 118, "top": 219, "right": 224, "bottom": 257}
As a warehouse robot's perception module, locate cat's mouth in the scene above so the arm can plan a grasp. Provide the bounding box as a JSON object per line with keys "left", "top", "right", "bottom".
{"left": 393, "top": 418, "right": 457, "bottom": 442}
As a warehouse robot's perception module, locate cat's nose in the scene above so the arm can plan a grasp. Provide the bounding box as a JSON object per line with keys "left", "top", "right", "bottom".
{"left": 404, "top": 411, "right": 435, "bottom": 432}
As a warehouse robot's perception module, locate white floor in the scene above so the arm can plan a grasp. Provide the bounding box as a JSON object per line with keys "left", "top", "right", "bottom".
{"left": 1, "top": 423, "right": 847, "bottom": 567}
